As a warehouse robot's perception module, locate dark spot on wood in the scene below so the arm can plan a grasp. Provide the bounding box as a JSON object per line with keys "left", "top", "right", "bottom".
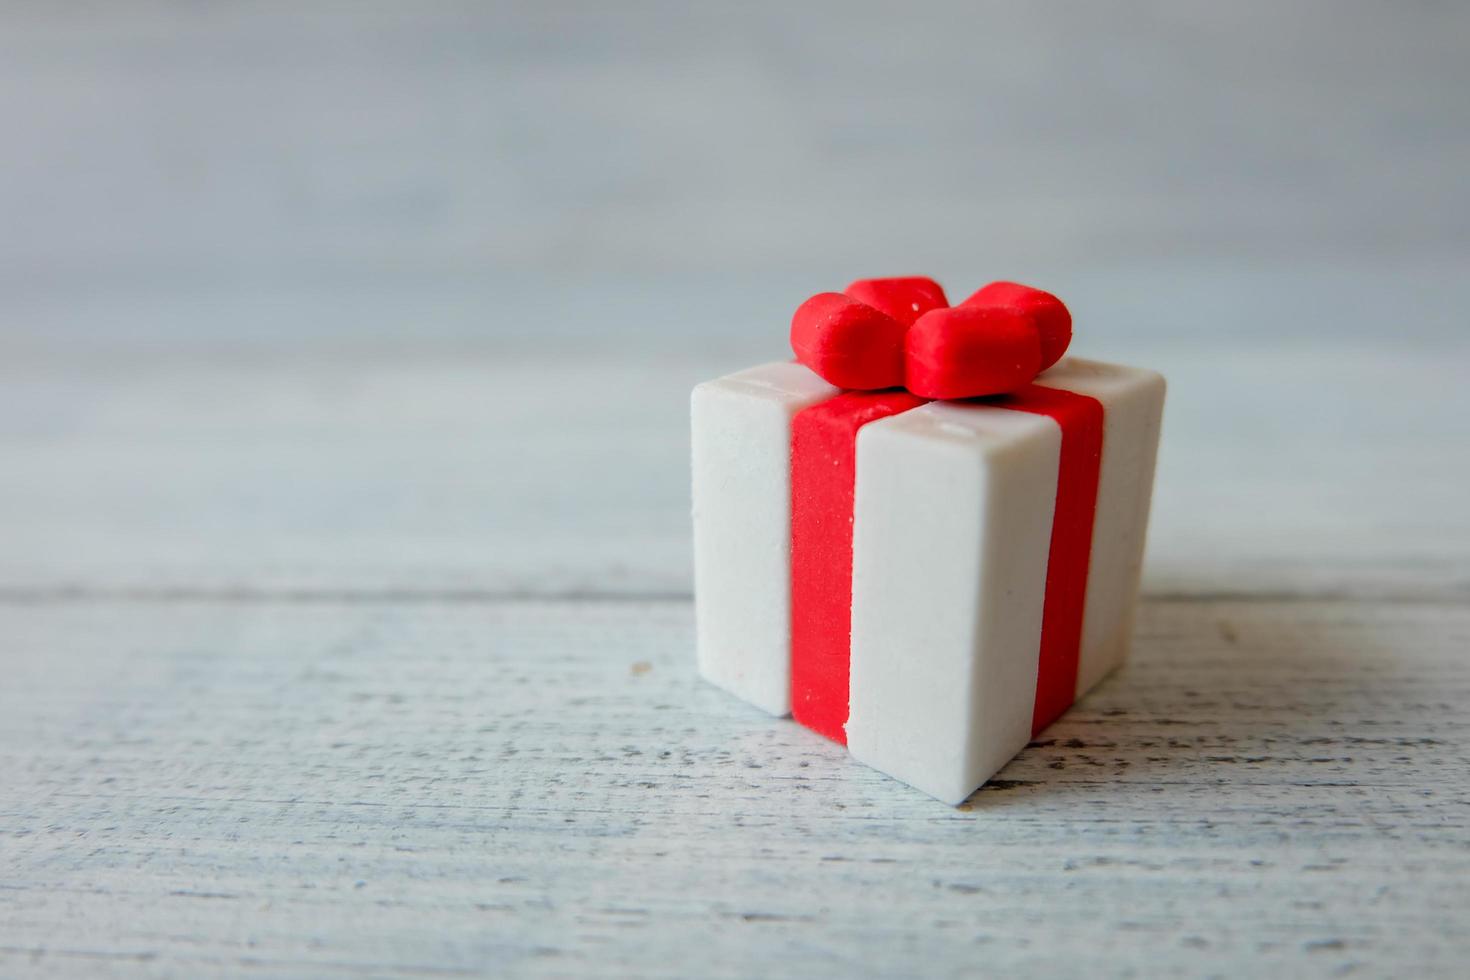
{"left": 736, "top": 912, "right": 812, "bottom": 923}
{"left": 982, "top": 779, "right": 1036, "bottom": 792}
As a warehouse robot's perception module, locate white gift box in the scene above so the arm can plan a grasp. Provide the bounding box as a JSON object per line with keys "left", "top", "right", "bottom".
{"left": 692, "top": 356, "right": 1164, "bottom": 804}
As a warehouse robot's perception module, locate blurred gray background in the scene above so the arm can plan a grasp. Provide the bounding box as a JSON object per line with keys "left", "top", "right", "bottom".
{"left": 4, "top": 1, "right": 1467, "bottom": 354}
{"left": 1, "top": 2, "right": 1467, "bottom": 598}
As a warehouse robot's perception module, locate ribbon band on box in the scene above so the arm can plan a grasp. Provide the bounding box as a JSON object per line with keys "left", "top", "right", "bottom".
{"left": 789, "top": 384, "right": 1105, "bottom": 743}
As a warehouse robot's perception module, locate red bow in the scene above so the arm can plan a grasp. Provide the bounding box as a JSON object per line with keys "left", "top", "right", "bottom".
{"left": 790, "top": 277, "right": 1072, "bottom": 399}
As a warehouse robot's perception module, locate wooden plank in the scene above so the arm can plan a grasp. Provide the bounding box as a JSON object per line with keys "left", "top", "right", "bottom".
{"left": 1, "top": 341, "right": 1466, "bottom": 601}
{"left": 1, "top": 597, "right": 1465, "bottom": 977}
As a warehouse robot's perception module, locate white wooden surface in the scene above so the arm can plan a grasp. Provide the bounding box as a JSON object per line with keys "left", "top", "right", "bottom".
{"left": 3, "top": 3, "right": 1470, "bottom": 977}
{"left": 3, "top": 596, "right": 1468, "bottom": 977}
{"left": 2, "top": 340, "right": 1466, "bottom": 601}
{"left": 2, "top": 342, "right": 1468, "bottom": 978}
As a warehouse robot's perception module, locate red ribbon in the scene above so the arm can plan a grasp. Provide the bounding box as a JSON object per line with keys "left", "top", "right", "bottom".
{"left": 790, "top": 277, "right": 1072, "bottom": 400}
{"left": 786, "top": 276, "right": 1103, "bottom": 744}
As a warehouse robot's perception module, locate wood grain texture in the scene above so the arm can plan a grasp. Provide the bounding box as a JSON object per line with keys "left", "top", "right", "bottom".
{"left": 1, "top": 338, "right": 1465, "bottom": 977}
{"left": 1, "top": 597, "right": 1466, "bottom": 977}
{"left": 2, "top": 340, "right": 1466, "bottom": 602}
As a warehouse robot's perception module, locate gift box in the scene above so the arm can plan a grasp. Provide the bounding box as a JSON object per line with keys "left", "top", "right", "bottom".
{"left": 690, "top": 279, "right": 1165, "bottom": 804}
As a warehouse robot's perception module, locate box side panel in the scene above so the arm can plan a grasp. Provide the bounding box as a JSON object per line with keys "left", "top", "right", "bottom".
{"left": 691, "top": 362, "right": 836, "bottom": 715}
{"left": 1036, "top": 358, "right": 1166, "bottom": 697}
{"left": 846, "top": 403, "right": 1060, "bottom": 804}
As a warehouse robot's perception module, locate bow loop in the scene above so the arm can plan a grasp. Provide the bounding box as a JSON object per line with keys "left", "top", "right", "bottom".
{"left": 790, "top": 278, "right": 1071, "bottom": 399}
